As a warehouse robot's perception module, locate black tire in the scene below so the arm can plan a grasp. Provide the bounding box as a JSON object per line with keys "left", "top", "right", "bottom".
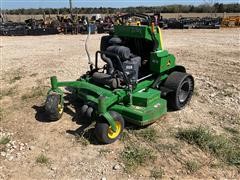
{"left": 45, "top": 93, "right": 64, "bottom": 121}
{"left": 95, "top": 111, "right": 124, "bottom": 144}
{"left": 164, "top": 71, "right": 194, "bottom": 110}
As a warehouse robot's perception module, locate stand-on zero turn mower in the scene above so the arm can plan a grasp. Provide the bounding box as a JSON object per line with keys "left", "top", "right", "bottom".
{"left": 44, "top": 13, "right": 194, "bottom": 144}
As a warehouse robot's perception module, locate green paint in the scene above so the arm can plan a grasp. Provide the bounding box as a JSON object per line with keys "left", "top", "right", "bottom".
{"left": 110, "top": 96, "right": 167, "bottom": 126}
{"left": 114, "top": 25, "right": 164, "bottom": 51}
{"left": 132, "top": 89, "right": 161, "bottom": 107}
{"left": 46, "top": 20, "right": 181, "bottom": 130}
{"left": 150, "top": 51, "right": 176, "bottom": 73}
{"left": 102, "top": 111, "right": 116, "bottom": 132}
{"left": 114, "top": 25, "right": 153, "bottom": 41}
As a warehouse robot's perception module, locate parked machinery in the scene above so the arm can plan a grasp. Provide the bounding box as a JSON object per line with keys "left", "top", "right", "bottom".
{"left": 221, "top": 16, "right": 240, "bottom": 27}
{"left": 26, "top": 18, "right": 60, "bottom": 35}
{"left": 0, "top": 17, "right": 60, "bottom": 36}
{"left": 96, "top": 16, "right": 114, "bottom": 34}
{"left": 0, "top": 22, "right": 27, "bottom": 36}
{"left": 1, "top": 14, "right": 233, "bottom": 36}
{"left": 44, "top": 13, "right": 194, "bottom": 144}
{"left": 163, "top": 17, "right": 221, "bottom": 29}
{"left": 195, "top": 17, "right": 221, "bottom": 29}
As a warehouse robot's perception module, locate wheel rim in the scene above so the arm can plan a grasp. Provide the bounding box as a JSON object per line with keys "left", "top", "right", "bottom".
{"left": 178, "top": 79, "right": 191, "bottom": 103}
{"left": 58, "top": 104, "right": 64, "bottom": 114}
{"left": 107, "top": 121, "right": 121, "bottom": 139}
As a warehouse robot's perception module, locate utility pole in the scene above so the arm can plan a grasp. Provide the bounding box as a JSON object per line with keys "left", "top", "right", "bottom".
{"left": 203, "top": 0, "right": 215, "bottom": 17}
{"left": 69, "top": 0, "right": 73, "bottom": 19}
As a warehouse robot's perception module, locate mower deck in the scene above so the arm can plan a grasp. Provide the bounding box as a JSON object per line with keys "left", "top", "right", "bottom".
{"left": 110, "top": 94, "right": 167, "bottom": 126}
{"left": 50, "top": 76, "right": 166, "bottom": 126}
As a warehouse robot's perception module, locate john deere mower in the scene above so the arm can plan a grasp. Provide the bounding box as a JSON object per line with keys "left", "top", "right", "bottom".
{"left": 44, "top": 13, "right": 194, "bottom": 144}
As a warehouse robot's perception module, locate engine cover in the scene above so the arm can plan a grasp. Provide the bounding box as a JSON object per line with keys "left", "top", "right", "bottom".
{"left": 123, "top": 56, "right": 141, "bottom": 84}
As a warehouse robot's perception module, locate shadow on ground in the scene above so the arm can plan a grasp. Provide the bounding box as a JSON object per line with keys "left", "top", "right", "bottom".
{"left": 32, "top": 90, "right": 160, "bottom": 145}
{"left": 32, "top": 92, "right": 100, "bottom": 144}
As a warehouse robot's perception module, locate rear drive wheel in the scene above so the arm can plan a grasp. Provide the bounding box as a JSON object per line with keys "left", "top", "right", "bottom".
{"left": 95, "top": 111, "right": 124, "bottom": 144}
{"left": 164, "top": 71, "right": 194, "bottom": 110}
{"left": 45, "top": 93, "right": 64, "bottom": 121}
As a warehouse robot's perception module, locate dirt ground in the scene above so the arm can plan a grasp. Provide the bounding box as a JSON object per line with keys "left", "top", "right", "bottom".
{"left": 0, "top": 28, "right": 240, "bottom": 179}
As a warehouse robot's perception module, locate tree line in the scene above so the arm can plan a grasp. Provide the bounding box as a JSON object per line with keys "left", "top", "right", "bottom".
{"left": 2, "top": 3, "right": 240, "bottom": 15}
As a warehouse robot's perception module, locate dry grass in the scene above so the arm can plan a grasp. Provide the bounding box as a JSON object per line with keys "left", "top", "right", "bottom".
{"left": 150, "top": 167, "right": 165, "bottom": 179}
{"left": 0, "top": 108, "right": 3, "bottom": 121}
{"left": 135, "top": 128, "right": 158, "bottom": 142}
{"left": 185, "top": 160, "right": 201, "bottom": 174}
{"left": 99, "top": 148, "right": 111, "bottom": 156}
{"left": 21, "top": 86, "right": 47, "bottom": 100}
{"left": 9, "top": 75, "right": 22, "bottom": 84}
{"left": 176, "top": 127, "right": 240, "bottom": 166}
{"left": 224, "top": 127, "right": 239, "bottom": 135}
{"left": 36, "top": 154, "right": 49, "bottom": 164}
{"left": 0, "top": 136, "right": 11, "bottom": 145}
{"left": 121, "top": 144, "right": 155, "bottom": 172}
{"left": 75, "top": 136, "right": 90, "bottom": 146}
{"left": 120, "top": 130, "right": 130, "bottom": 142}
{"left": 3, "top": 68, "right": 23, "bottom": 84}
{"left": 0, "top": 86, "right": 16, "bottom": 99}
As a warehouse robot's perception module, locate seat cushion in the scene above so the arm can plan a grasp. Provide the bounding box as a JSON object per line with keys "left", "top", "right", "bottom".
{"left": 106, "top": 45, "right": 131, "bottom": 61}
{"left": 92, "top": 72, "right": 119, "bottom": 89}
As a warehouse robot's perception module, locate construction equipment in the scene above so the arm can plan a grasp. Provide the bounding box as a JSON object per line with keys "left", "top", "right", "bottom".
{"left": 0, "top": 22, "right": 28, "bottom": 36}
{"left": 163, "top": 17, "right": 221, "bottom": 29}
{"left": 195, "top": 17, "right": 221, "bottom": 29}
{"left": 26, "top": 18, "right": 60, "bottom": 35}
{"left": 44, "top": 13, "right": 194, "bottom": 144}
{"left": 0, "top": 17, "right": 60, "bottom": 36}
{"left": 96, "top": 16, "right": 114, "bottom": 34}
{"left": 221, "top": 16, "right": 240, "bottom": 28}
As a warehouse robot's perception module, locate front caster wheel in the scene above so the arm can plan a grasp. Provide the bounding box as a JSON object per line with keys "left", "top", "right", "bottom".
{"left": 94, "top": 111, "right": 124, "bottom": 144}
{"left": 45, "top": 93, "right": 64, "bottom": 121}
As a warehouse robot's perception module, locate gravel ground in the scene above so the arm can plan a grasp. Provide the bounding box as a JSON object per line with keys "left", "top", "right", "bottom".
{"left": 0, "top": 28, "right": 240, "bottom": 179}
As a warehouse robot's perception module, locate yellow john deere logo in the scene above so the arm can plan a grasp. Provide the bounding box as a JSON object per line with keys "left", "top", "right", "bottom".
{"left": 167, "top": 60, "right": 171, "bottom": 66}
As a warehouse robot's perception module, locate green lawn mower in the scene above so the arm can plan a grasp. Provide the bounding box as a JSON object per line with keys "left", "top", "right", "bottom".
{"left": 44, "top": 13, "right": 194, "bottom": 144}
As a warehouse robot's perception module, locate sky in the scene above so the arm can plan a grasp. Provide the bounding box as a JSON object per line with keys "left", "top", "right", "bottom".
{"left": 1, "top": 0, "right": 239, "bottom": 9}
